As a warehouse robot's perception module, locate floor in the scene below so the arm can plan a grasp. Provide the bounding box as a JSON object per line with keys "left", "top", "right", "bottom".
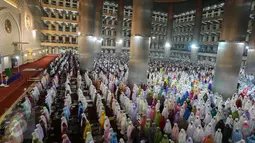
{"left": 0, "top": 55, "right": 57, "bottom": 117}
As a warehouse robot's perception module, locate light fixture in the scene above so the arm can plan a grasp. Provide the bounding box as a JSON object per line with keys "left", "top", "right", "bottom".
{"left": 165, "top": 42, "right": 171, "bottom": 48}
{"left": 191, "top": 44, "right": 198, "bottom": 49}
{"left": 24, "top": 54, "right": 28, "bottom": 57}
{"left": 78, "top": 32, "right": 81, "bottom": 36}
{"left": 93, "top": 37, "right": 97, "bottom": 41}
{"left": 246, "top": 46, "right": 250, "bottom": 50}
{"left": 39, "top": 51, "right": 41, "bottom": 54}
{"left": 32, "top": 29, "right": 37, "bottom": 38}
{"left": 118, "top": 39, "right": 123, "bottom": 44}
{"left": 152, "top": 36, "right": 156, "bottom": 39}
{"left": 33, "top": 53, "right": 36, "bottom": 56}
{"left": 16, "top": 56, "right": 19, "bottom": 59}
{"left": 98, "top": 38, "right": 103, "bottom": 43}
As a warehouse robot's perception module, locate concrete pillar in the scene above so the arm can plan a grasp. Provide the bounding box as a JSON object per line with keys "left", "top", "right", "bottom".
{"left": 55, "top": 35, "right": 59, "bottom": 42}
{"left": 94, "top": 0, "right": 103, "bottom": 54}
{"left": 68, "top": 36, "right": 71, "bottom": 43}
{"left": 191, "top": 0, "right": 203, "bottom": 62}
{"left": 115, "top": 0, "right": 124, "bottom": 54}
{"left": 245, "top": 19, "right": 255, "bottom": 74}
{"left": 165, "top": 4, "right": 173, "bottom": 59}
{"left": 49, "top": 35, "right": 52, "bottom": 42}
{"left": 78, "top": 0, "right": 96, "bottom": 70}
{"left": 48, "top": 23, "right": 52, "bottom": 30}
{"left": 213, "top": 0, "right": 251, "bottom": 99}
{"left": 56, "top": 23, "right": 59, "bottom": 31}
{"left": 128, "top": 0, "right": 153, "bottom": 86}
{"left": 48, "top": 47, "right": 52, "bottom": 54}
{"left": 63, "top": 35, "right": 66, "bottom": 43}
{"left": 63, "top": 24, "right": 66, "bottom": 32}
{"left": 69, "top": 24, "right": 72, "bottom": 32}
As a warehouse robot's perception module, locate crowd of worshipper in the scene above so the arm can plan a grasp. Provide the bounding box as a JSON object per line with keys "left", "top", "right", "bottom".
{"left": 0, "top": 51, "right": 81, "bottom": 143}
{"left": 1, "top": 50, "right": 255, "bottom": 143}
{"left": 82, "top": 52, "right": 255, "bottom": 143}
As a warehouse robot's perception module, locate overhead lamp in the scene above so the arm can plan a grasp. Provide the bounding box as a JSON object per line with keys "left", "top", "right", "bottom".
{"left": 165, "top": 42, "right": 171, "bottom": 48}
{"left": 246, "top": 46, "right": 250, "bottom": 50}
{"left": 24, "top": 54, "right": 28, "bottom": 57}
{"left": 16, "top": 56, "right": 19, "bottom": 59}
{"left": 152, "top": 36, "right": 156, "bottom": 39}
{"left": 191, "top": 44, "right": 198, "bottom": 49}
{"left": 118, "top": 39, "right": 123, "bottom": 44}
{"left": 78, "top": 32, "right": 81, "bottom": 36}
{"left": 98, "top": 38, "right": 103, "bottom": 42}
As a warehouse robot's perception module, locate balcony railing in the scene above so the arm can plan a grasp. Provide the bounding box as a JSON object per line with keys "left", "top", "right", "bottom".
{"left": 41, "top": 41, "right": 78, "bottom": 47}
{"left": 41, "top": 17, "right": 78, "bottom": 23}
{"left": 41, "top": 1, "right": 78, "bottom": 11}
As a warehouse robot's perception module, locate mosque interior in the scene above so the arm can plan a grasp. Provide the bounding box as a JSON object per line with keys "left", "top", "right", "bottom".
{"left": 0, "top": 0, "right": 255, "bottom": 143}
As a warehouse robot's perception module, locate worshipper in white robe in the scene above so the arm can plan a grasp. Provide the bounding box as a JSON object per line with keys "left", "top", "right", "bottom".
{"left": 193, "top": 125, "right": 205, "bottom": 143}
{"left": 178, "top": 129, "right": 187, "bottom": 143}
{"left": 162, "top": 118, "right": 171, "bottom": 135}
{"left": 188, "top": 112, "right": 195, "bottom": 123}
{"left": 186, "top": 121, "right": 196, "bottom": 138}
{"left": 239, "top": 114, "right": 247, "bottom": 128}
{"left": 214, "top": 129, "right": 223, "bottom": 143}
{"left": 120, "top": 114, "right": 127, "bottom": 135}
{"left": 204, "top": 112, "right": 212, "bottom": 126}
{"left": 36, "top": 124, "right": 44, "bottom": 142}
{"left": 162, "top": 105, "right": 169, "bottom": 119}
{"left": 204, "top": 123, "right": 214, "bottom": 136}
{"left": 194, "top": 116, "right": 201, "bottom": 127}
{"left": 226, "top": 115, "right": 234, "bottom": 126}
{"left": 127, "top": 121, "right": 134, "bottom": 143}
{"left": 186, "top": 137, "right": 193, "bottom": 143}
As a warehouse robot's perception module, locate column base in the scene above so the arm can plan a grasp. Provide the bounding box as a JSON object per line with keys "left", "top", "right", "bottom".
{"left": 78, "top": 35, "right": 95, "bottom": 70}
{"left": 128, "top": 36, "right": 149, "bottom": 86}
{"left": 212, "top": 42, "right": 245, "bottom": 99}
{"left": 245, "top": 48, "right": 255, "bottom": 74}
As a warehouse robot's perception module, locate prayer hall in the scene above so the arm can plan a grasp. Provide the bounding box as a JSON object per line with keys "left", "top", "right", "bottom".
{"left": 1, "top": 0, "right": 255, "bottom": 143}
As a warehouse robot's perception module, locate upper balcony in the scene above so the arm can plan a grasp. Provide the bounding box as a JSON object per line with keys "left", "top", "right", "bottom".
{"left": 40, "top": 29, "right": 77, "bottom": 36}
{"left": 41, "top": 0, "right": 78, "bottom": 11}
{"left": 202, "top": 15, "right": 223, "bottom": 23}
{"left": 173, "top": 21, "right": 195, "bottom": 28}
{"left": 103, "top": 24, "right": 116, "bottom": 28}
{"left": 41, "top": 41, "right": 78, "bottom": 47}
{"left": 41, "top": 17, "right": 78, "bottom": 24}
